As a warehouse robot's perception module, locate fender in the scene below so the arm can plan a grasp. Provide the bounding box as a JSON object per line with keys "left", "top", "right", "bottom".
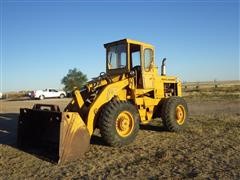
{"left": 86, "top": 79, "right": 129, "bottom": 135}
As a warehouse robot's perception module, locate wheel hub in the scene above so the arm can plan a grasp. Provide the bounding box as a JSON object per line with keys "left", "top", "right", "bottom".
{"left": 176, "top": 105, "right": 185, "bottom": 125}
{"left": 118, "top": 118, "right": 129, "bottom": 131}
{"left": 116, "top": 111, "right": 134, "bottom": 137}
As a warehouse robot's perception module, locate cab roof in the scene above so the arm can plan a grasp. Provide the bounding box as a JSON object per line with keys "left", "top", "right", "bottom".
{"left": 104, "top": 38, "right": 154, "bottom": 49}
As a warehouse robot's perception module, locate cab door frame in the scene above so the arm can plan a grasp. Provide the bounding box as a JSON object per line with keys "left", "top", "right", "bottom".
{"left": 141, "top": 45, "right": 155, "bottom": 89}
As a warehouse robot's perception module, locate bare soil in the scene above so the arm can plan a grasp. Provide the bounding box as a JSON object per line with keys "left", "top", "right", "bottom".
{"left": 0, "top": 96, "right": 240, "bottom": 179}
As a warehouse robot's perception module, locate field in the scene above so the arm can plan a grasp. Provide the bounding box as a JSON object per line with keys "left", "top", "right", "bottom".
{"left": 0, "top": 82, "right": 240, "bottom": 179}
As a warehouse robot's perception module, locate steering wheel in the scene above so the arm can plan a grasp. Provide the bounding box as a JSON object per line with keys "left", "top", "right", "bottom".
{"left": 131, "top": 65, "right": 141, "bottom": 73}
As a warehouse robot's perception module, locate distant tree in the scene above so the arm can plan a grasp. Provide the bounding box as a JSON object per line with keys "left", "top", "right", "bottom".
{"left": 61, "top": 68, "right": 88, "bottom": 91}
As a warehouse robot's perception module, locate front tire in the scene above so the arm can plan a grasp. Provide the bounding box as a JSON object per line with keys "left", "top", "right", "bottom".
{"left": 99, "top": 100, "right": 140, "bottom": 147}
{"left": 161, "top": 97, "right": 188, "bottom": 132}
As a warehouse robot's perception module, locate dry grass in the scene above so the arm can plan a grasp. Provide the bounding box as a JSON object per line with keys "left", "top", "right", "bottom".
{"left": 1, "top": 112, "right": 239, "bottom": 179}
{"left": 182, "top": 82, "right": 240, "bottom": 100}
{"left": 1, "top": 92, "right": 27, "bottom": 100}
{"left": 0, "top": 82, "right": 240, "bottom": 179}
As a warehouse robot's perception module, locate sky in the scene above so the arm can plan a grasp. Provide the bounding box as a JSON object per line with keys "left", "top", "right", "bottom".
{"left": 0, "top": 0, "right": 239, "bottom": 92}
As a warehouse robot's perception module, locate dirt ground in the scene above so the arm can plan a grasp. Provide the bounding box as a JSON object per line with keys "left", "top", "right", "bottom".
{"left": 0, "top": 96, "right": 240, "bottom": 179}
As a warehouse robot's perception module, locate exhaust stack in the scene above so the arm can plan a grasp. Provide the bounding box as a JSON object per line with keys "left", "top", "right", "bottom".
{"left": 161, "top": 58, "right": 167, "bottom": 76}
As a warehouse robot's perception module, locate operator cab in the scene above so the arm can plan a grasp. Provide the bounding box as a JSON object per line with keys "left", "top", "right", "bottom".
{"left": 104, "top": 39, "right": 155, "bottom": 89}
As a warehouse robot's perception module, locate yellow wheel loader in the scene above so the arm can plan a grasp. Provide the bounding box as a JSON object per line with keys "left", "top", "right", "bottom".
{"left": 17, "top": 39, "right": 188, "bottom": 163}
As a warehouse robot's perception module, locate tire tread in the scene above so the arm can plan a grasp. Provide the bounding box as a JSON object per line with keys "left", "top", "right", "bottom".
{"left": 99, "top": 100, "right": 140, "bottom": 147}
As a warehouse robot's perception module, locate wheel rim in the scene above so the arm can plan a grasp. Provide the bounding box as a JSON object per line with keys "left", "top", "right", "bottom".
{"left": 116, "top": 111, "right": 134, "bottom": 137}
{"left": 176, "top": 105, "right": 186, "bottom": 125}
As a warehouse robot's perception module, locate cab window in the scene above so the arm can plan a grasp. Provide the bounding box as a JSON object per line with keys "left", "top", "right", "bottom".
{"left": 144, "top": 48, "right": 153, "bottom": 70}
{"left": 107, "top": 44, "right": 126, "bottom": 69}
{"left": 130, "top": 44, "right": 141, "bottom": 68}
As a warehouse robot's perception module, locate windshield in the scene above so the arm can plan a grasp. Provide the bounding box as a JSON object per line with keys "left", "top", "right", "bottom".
{"left": 107, "top": 44, "right": 126, "bottom": 70}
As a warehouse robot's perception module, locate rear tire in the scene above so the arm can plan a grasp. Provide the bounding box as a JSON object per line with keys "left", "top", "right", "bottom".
{"left": 39, "top": 95, "right": 45, "bottom": 100}
{"left": 60, "top": 94, "right": 65, "bottom": 99}
{"left": 161, "top": 96, "right": 188, "bottom": 132}
{"left": 99, "top": 100, "right": 140, "bottom": 147}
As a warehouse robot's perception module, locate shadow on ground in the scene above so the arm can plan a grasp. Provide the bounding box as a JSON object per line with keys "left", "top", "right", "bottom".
{"left": 0, "top": 113, "right": 167, "bottom": 164}
{"left": 0, "top": 112, "right": 109, "bottom": 163}
{"left": 90, "top": 135, "right": 108, "bottom": 146}
{"left": 140, "top": 124, "right": 167, "bottom": 132}
{"left": 0, "top": 113, "right": 59, "bottom": 163}
{"left": 0, "top": 113, "right": 18, "bottom": 145}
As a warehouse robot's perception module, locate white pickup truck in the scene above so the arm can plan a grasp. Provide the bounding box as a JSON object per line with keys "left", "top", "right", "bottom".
{"left": 30, "top": 88, "right": 66, "bottom": 100}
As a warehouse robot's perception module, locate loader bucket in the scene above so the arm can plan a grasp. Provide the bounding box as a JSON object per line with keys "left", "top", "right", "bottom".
{"left": 17, "top": 107, "right": 90, "bottom": 164}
